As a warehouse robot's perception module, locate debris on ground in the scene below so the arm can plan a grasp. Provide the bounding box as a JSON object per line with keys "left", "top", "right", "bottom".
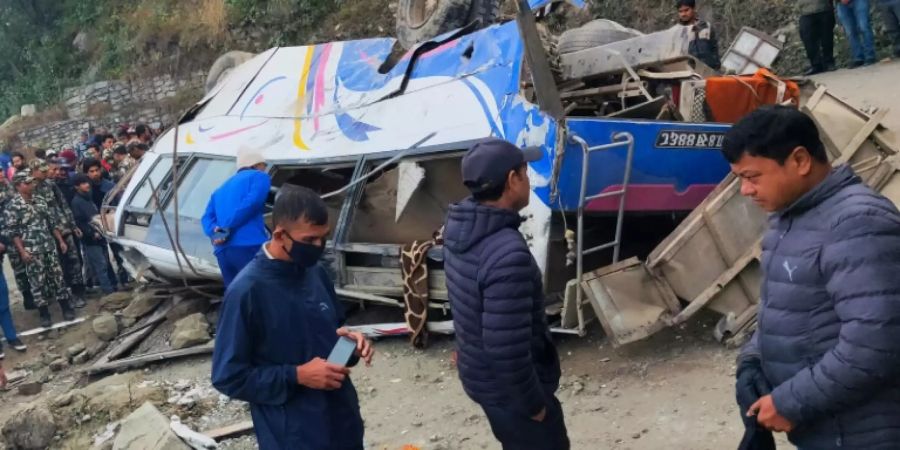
{"left": 122, "top": 291, "right": 165, "bottom": 323}
{"left": 1, "top": 404, "right": 57, "bottom": 450}
{"left": 100, "top": 292, "right": 133, "bottom": 311}
{"left": 113, "top": 402, "right": 191, "bottom": 450}
{"left": 171, "top": 313, "right": 212, "bottom": 350}
{"left": 92, "top": 421, "right": 120, "bottom": 450}
{"left": 167, "top": 297, "right": 211, "bottom": 322}
{"left": 67, "top": 342, "right": 87, "bottom": 359}
{"left": 17, "top": 381, "right": 43, "bottom": 396}
{"left": 49, "top": 357, "right": 69, "bottom": 372}
{"left": 170, "top": 415, "right": 219, "bottom": 449}
{"left": 53, "top": 392, "right": 75, "bottom": 408}
{"left": 93, "top": 313, "right": 120, "bottom": 342}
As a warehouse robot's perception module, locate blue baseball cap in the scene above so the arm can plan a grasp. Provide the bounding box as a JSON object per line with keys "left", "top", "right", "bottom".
{"left": 461, "top": 138, "right": 543, "bottom": 194}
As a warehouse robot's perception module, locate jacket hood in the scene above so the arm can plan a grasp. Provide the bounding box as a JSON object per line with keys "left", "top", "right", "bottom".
{"left": 443, "top": 197, "right": 523, "bottom": 253}
{"left": 780, "top": 164, "right": 860, "bottom": 217}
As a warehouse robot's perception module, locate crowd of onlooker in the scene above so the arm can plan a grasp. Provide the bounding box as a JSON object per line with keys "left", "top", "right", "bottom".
{"left": 0, "top": 123, "right": 157, "bottom": 362}
{"left": 799, "top": 0, "right": 900, "bottom": 74}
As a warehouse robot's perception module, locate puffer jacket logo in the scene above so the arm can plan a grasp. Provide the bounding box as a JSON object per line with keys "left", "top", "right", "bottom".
{"left": 781, "top": 260, "right": 798, "bottom": 282}
{"left": 750, "top": 165, "right": 900, "bottom": 449}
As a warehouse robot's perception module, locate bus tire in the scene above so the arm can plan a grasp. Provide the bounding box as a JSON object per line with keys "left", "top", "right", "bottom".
{"left": 205, "top": 51, "right": 256, "bottom": 94}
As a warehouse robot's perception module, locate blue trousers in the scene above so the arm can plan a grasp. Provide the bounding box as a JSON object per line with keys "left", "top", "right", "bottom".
{"left": 837, "top": 0, "right": 877, "bottom": 62}
{"left": 216, "top": 245, "right": 260, "bottom": 287}
{"left": 0, "top": 260, "right": 20, "bottom": 343}
{"left": 84, "top": 244, "right": 116, "bottom": 295}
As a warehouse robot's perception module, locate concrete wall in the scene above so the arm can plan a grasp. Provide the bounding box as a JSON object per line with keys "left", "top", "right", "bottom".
{"left": 14, "top": 71, "right": 206, "bottom": 150}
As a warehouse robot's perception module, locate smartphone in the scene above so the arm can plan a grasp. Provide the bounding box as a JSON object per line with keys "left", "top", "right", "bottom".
{"left": 212, "top": 228, "right": 230, "bottom": 241}
{"left": 327, "top": 336, "right": 357, "bottom": 367}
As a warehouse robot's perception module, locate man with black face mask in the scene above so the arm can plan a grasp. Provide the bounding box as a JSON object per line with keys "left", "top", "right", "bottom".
{"left": 211, "top": 185, "right": 374, "bottom": 450}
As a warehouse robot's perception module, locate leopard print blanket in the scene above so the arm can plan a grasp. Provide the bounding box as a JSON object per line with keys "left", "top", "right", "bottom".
{"left": 400, "top": 227, "right": 444, "bottom": 348}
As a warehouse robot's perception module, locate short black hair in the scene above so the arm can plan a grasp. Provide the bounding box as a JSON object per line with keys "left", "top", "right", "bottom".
{"left": 83, "top": 158, "right": 103, "bottom": 173}
{"left": 135, "top": 124, "right": 149, "bottom": 136}
{"left": 113, "top": 144, "right": 128, "bottom": 155}
{"left": 676, "top": 0, "right": 696, "bottom": 8}
{"left": 472, "top": 183, "right": 507, "bottom": 202}
{"left": 103, "top": 134, "right": 115, "bottom": 142}
{"left": 721, "top": 105, "right": 828, "bottom": 165}
{"left": 35, "top": 149, "right": 46, "bottom": 159}
{"left": 73, "top": 173, "right": 91, "bottom": 187}
{"left": 11, "top": 151, "right": 24, "bottom": 160}
{"left": 471, "top": 163, "right": 526, "bottom": 202}
{"left": 273, "top": 185, "right": 328, "bottom": 227}
{"left": 127, "top": 142, "right": 149, "bottom": 153}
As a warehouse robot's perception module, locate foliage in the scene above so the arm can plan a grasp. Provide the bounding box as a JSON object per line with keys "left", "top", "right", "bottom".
{"left": 0, "top": 0, "right": 356, "bottom": 120}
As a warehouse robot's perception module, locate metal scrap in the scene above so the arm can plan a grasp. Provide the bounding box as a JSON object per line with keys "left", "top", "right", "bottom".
{"left": 579, "top": 83, "right": 900, "bottom": 347}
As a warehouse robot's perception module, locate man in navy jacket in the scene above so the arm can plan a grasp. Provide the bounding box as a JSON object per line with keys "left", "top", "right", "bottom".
{"left": 202, "top": 148, "right": 271, "bottom": 286}
{"left": 727, "top": 106, "right": 900, "bottom": 448}
{"left": 444, "top": 138, "right": 568, "bottom": 450}
{"left": 211, "top": 186, "right": 374, "bottom": 449}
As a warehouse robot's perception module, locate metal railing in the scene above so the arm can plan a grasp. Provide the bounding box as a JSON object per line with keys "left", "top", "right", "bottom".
{"left": 570, "top": 132, "right": 635, "bottom": 333}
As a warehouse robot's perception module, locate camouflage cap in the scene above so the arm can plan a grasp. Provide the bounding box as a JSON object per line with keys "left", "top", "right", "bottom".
{"left": 27, "top": 159, "right": 48, "bottom": 172}
{"left": 11, "top": 170, "right": 34, "bottom": 185}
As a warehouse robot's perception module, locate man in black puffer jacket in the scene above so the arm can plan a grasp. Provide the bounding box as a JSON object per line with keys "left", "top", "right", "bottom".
{"left": 725, "top": 106, "right": 900, "bottom": 449}
{"left": 444, "top": 138, "right": 568, "bottom": 450}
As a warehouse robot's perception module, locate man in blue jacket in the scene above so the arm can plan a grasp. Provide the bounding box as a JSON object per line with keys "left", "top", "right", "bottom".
{"left": 725, "top": 106, "right": 900, "bottom": 448}
{"left": 202, "top": 149, "right": 271, "bottom": 286}
{"left": 444, "top": 139, "right": 568, "bottom": 450}
{"left": 211, "top": 185, "right": 373, "bottom": 450}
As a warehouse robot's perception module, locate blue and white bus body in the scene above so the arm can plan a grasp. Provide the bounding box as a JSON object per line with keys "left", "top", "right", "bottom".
{"left": 108, "top": 17, "right": 730, "bottom": 332}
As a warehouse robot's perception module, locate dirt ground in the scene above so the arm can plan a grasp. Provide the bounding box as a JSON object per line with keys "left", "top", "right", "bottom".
{"left": 0, "top": 272, "right": 772, "bottom": 450}
{"left": 812, "top": 58, "right": 900, "bottom": 130}
{"left": 3, "top": 62, "right": 899, "bottom": 450}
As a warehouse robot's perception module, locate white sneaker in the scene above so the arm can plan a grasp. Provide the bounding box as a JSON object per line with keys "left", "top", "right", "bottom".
{"left": 9, "top": 339, "right": 27, "bottom": 352}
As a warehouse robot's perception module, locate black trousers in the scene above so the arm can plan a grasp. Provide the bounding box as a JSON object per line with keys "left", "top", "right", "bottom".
{"left": 800, "top": 10, "right": 836, "bottom": 70}
{"left": 481, "top": 392, "right": 570, "bottom": 450}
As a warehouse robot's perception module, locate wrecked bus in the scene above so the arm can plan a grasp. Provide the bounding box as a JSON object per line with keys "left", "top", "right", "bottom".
{"left": 103, "top": 1, "right": 733, "bottom": 337}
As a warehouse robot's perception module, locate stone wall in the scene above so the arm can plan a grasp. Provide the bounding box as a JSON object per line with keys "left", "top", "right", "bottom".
{"left": 12, "top": 71, "right": 206, "bottom": 150}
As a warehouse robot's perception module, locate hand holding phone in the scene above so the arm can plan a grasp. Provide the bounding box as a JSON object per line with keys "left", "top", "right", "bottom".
{"left": 296, "top": 357, "right": 348, "bottom": 390}
{"left": 327, "top": 336, "right": 358, "bottom": 367}
{"left": 336, "top": 328, "right": 375, "bottom": 366}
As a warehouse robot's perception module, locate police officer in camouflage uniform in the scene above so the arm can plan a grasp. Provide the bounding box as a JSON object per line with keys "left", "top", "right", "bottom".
{"left": 2, "top": 168, "right": 37, "bottom": 312}
{"left": 3, "top": 171, "right": 76, "bottom": 327}
{"left": 0, "top": 172, "right": 27, "bottom": 356}
{"left": 29, "top": 159, "right": 86, "bottom": 308}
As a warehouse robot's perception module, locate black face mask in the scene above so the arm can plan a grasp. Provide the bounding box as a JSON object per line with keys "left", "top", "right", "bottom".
{"left": 282, "top": 232, "right": 324, "bottom": 269}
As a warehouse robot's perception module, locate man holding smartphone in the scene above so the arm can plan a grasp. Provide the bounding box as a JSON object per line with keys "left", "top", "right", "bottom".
{"left": 211, "top": 185, "right": 374, "bottom": 450}
{"left": 443, "top": 139, "right": 568, "bottom": 450}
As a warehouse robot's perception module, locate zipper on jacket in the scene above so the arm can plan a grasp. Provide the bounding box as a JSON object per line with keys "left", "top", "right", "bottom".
{"left": 834, "top": 416, "right": 843, "bottom": 447}
{"left": 759, "top": 218, "right": 792, "bottom": 360}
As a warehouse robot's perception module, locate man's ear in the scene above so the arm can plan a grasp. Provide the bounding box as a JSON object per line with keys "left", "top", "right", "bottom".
{"left": 506, "top": 169, "right": 518, "bottom": 186}
{"left": 790, "top": 146, "right": 813, "bottom": 176}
